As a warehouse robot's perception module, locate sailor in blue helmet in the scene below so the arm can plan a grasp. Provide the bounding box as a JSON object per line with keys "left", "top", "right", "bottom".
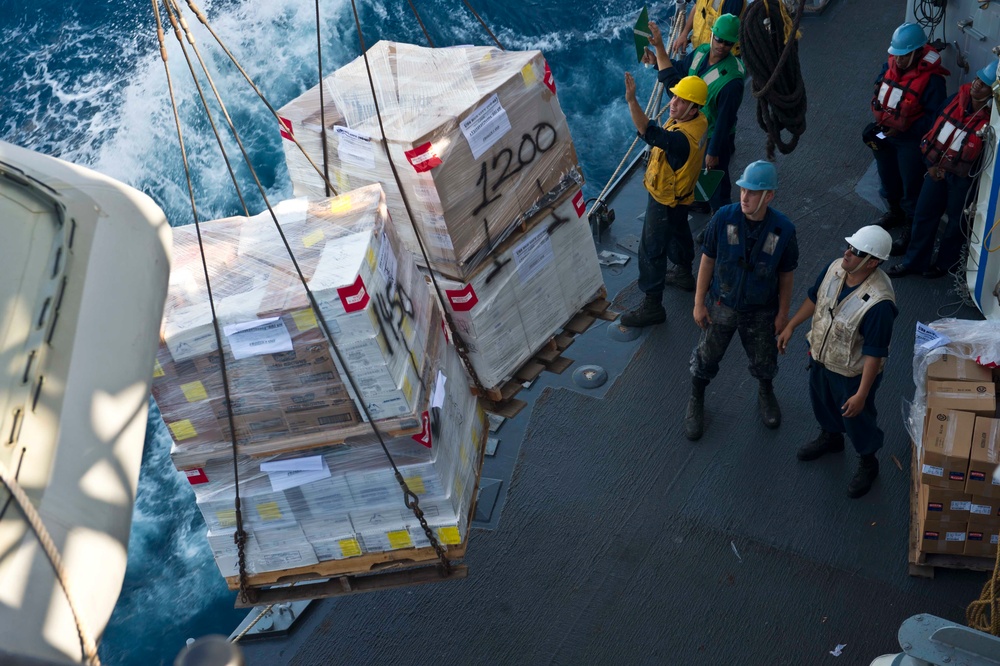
{"left": 685, "top": 160, "right": 799, "bottom": 441}
{"left": 887, "top": 59, "right": 997, "bottom": 279}
{"left": 778, "top": 225, "right": 898, "bottom": 499}
{"left": 867, "top": 23, "right": 948, "bottom": 238}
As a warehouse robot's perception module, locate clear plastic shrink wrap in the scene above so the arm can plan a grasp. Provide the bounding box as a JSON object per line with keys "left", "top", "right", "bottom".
{"left": 278, "top": 41, "right": 583, "bottom": 280}
{"left": 193, "top": 337, "right": 487, "bottom": 578}
{"left": 155, "top": 185, "right": 439, "bottom": 468}
{"left": 436, "top": 185, "right": 604, "bottom": 388}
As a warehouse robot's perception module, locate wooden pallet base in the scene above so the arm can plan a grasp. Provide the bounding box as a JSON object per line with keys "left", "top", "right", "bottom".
{"left": 473, "top": 287, "right": 617, "bottom": 415}
{"left": 907, "top": 442, "right": 996, "bottom": 578}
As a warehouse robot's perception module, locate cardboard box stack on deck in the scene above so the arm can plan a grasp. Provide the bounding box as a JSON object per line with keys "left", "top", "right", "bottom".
{"left": 154, "top": 185, "right": 487, "bottom": 580}
{"left": 278, "top": 42, "right": 604, "bottom": 391}
{"left": 916, "top": 353, "right": 1000, "bottom": 557}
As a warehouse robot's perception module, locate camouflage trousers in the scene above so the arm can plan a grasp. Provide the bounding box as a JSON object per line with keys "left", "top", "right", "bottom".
{"left": 690, "top": 300, "right": 779, "bottom": 382}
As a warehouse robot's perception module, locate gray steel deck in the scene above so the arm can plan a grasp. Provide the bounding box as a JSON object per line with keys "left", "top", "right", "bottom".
{"left": 239, "top": 1, "right": 992, "bottom": 663}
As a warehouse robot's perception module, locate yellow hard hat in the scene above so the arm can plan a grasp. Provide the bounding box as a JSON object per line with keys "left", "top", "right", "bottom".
{"left": 669, "top": 75, "right": 708, "bottom": 106}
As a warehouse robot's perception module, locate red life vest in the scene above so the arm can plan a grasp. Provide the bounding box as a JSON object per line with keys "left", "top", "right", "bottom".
{"left": 872, "top": 45, "right": 949, "bottom": 133}
{"left": 921, "top": 83, "right": 992, "bottom": 177}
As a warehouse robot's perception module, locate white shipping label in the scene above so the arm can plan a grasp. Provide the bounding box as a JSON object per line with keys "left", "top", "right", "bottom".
{"left": 946, "top": 531, "right": 966, "bottom": 542}
{"left": 971, "top": 503, "right": 992, "bottom": 515}
{"left": 335, "top": 126, "right": 376, "bottom": 169}
{"left": 376, "top": 231, "right": 398, "bottom": 284}
{"left": 460, "top": 94, "right": 511, "bottom": 159}
{"left": 431, "top": 370, "right": 447, "bottom": 410}
{"left": 512, "top": 227, "right": 555, "bottom": 284}
{"left": 922, "top": 463, "right": 944, "bottom": 477}
{"left": 223, "top": 317, "right": 294, "bottom": 360}
{"left": 951, "top": 500, "right": 971, "bottom": 511}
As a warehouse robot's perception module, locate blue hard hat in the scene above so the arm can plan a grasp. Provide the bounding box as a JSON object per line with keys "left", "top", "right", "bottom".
{"left": 888, "top": 23, "right": 927, "bottom": 56}
{"left": 978, "top": 60, "right": 999, "bottom": 85}
{"left": 735, "top": 160, "right": 778, "bottom": 191}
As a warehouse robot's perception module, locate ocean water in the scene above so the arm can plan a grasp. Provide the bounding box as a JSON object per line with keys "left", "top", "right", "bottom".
{"left": 1, "top": 0, "right": 669, "bottom": 662}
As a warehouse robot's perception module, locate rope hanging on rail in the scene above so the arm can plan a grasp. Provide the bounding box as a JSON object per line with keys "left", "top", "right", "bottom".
{"left": 739, "top": 0, "right": 808, "bottom": 160}
{"left": 967, "top": 545, "right": 1000, "bottom": 635}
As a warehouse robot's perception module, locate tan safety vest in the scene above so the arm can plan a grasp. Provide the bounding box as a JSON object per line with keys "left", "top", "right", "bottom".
{"left": 643, "top": 112, "right": 708, "bottom": 206}
{"left": 806, "top": 261, "right": 895, "bottom": 377}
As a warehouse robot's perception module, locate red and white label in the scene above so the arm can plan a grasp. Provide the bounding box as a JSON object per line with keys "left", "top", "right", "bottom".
{"left": 185, "top": 468, "right": 209, "bottom": 485}
{"left": 404, "top": 142, "right": 442, "bottom": 172}
{"left": 543, "top": 62, "right": 556, "bottom": 94}
{"left": 572, "top": 190, "right": 585, "bottom": 217}
{"left": 278, "top": 116, "right": 294, "bottom": 141}
{"left": 412, "top": 410, "right": 432, "bottom": 448}
{"left": 336, "top": 275, "right": 370, "bottom": 313}
{"left": 445, "top": 284, "right": 478, "bottom": 312}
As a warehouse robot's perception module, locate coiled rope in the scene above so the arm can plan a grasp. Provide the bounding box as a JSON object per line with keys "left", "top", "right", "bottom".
{"left": 0, "top": 459, "right": 101, "bottom": 665}
{"left": 739, "top": 0, "right": 808, "bottom": 160}
{"left": 967, "top": 543, "right": 1000, "bottom": 635}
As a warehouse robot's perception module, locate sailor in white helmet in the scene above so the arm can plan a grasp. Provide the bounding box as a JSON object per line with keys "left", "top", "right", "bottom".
{"left": 776, "top": 226, "right": 898, "bottom": 499}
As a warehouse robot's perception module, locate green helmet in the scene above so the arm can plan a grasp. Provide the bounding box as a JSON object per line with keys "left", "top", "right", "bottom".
{"left": 711, "top": 14, "right": 740, "bottom": 44}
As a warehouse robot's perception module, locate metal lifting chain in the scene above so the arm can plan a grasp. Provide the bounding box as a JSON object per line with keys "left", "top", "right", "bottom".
{"left": 0, "top": 459, "right": 101, "bottom": 665}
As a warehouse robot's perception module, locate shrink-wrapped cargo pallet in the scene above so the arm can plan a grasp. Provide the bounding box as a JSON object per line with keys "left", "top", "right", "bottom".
{"left": 278, "top": 41, "right": 583, "bottom": 280}
{"left": 190, "top": 338, "right": 487, "bottom": 583}
{"left": 156, "top": 185, "right": 441, "bottom": 469}
{"left": 438, "top": 185, "right": 604, "bottom": 389}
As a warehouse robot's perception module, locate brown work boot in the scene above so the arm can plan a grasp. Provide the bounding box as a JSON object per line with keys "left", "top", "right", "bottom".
{"left": 621, "top": 294, "right": 666, "bottom": 328}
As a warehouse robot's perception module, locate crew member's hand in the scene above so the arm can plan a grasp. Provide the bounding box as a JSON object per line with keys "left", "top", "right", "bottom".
{"left": 705, "top": 154, "right": 719, "bottom": 169}
{"left": 671, "top": 34, "right": 688, "bottom": 56}
{"left": 774, "top": 312, "right": 789, "bottom": 337}
{"left": 641, "top": 48, "right": 656, "bottom": 66}
{"left": 882, "top": 127, "right": 899, "bottom": 138}
{"left": 841, "top": 392, "right": 867, "bottom": 418}
{"left": 776, "top": 325, "right": 793, "bottom": 354}
{"left": 648, "top": 21, "right": 664, "bottom": 49}
{"left": 625, "top": 72, "right": 637, "bottom": 103}
{"left": 928, "top": 166, "right": 945, "bottom": 181}
{"left": 693, "top": 302, "right": 711, "bottom": 329}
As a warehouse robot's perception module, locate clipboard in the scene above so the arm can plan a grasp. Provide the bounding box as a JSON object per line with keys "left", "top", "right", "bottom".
{"left": 633, "top": 7, "right": 651, "bottom": 63}
{"left": 694, "top": 169, "right": 724, "bottom": 203}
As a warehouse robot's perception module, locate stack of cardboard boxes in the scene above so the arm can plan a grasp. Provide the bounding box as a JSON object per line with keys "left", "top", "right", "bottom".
{"left": 916, "top": 353, "right": 1000, "bottom": 558}
{"left": 278, "top": 42, "right": 604, "bottom": 392}
{"left": 155, "top": 185, "right": 487, "bottom": 581}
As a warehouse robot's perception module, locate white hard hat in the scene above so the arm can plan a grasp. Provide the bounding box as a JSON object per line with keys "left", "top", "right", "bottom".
{"left": 845, "top": 225, "right": 892, "bottom": 261}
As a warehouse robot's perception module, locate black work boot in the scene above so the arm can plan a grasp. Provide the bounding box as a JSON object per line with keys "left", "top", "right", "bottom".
{"left": 621, "top": 293, "right": 666, "bottom": 328}
{"left": 758, "top": 380, "right": 781, "bottom": 429}
{"left": 665, "top": 267, "right": 696, "bottom": 292}
{"left": 797, "top": 430, "right": 845, "bottom": 461}
{"left": 685, "top": 378, "right": 708, "bottom": 441}
{"left": 877, "top": 205, "right": 906, "bottom": 230}
{"left": 890, "top": 227, "right": 911, "bottom": 257}
{"left": 847, "top": 454, "right": 880, "bottom": 498}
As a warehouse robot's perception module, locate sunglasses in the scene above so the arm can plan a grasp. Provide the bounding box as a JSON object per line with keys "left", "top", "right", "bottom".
{"left": 847, "top": 245, "right": 868, "bottom": 258}
{"left": 713, "top": 35, "right": 735, "bottom": 47}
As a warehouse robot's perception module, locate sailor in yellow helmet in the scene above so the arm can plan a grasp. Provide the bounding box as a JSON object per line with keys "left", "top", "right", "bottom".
{"left": 671, "top": 0, "right": 746, "bottom": 56}
{"left": 621, "top": 70, "right": 708, "bottom": 327}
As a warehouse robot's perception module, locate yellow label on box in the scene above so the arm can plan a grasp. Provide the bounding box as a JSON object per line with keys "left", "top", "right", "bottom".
{"left": 215, "top": 509, "right": 237, "bottom": 528}
{"left": 153, "top": 359, "right": 165, "bottom": 378}
{"left": 291, "top": 308, "right": 318, "bottom": 332}
{"left": 404, "top": 475, "right": 426, "bottom": 495}
{"left": 437, "top": 526, "right": 461, "bottom": 545}
{"left": 180, "top": 380, "right": 209, "bottom": 403}
{"left": 339, "top": 538, "right": 362, "bottom": 558}
{"left": 403, "top": 376, "right": 413, "bottom": 402}
{"left": 387, "top": 530, "right": 413, "bottom": 550}
{"left": 454, "top": 475, "right": 465, "bottom": 499}
{"left": 256, "top": 501, "right": 283, "bottom": 522}
{"left": 401, "top": 317, "right": 413, "bottom": 340}
{"left": 460, "top": 440, "right": 469, "bottom": 465}
{"left": 329, "top": 195, "right": 353, "bottom": 215}
{"left": 366, "top": 246, "right": 376, "bottom": 270}
{"left": 303, "top": 229, "right": 325, "bottom": 248}
{"left": 334, "top": 170, "right": 349, "bottom": 192}
{"left": 168, "top": 419, "right": 197, "bottom": 441}
{"left": 521, "top": 63, "right": 537, "bottom": 86}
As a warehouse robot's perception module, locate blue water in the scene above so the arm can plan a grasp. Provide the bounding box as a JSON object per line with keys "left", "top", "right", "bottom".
{"left": 2, "top": 0, "right": 668, "bottom": 662}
